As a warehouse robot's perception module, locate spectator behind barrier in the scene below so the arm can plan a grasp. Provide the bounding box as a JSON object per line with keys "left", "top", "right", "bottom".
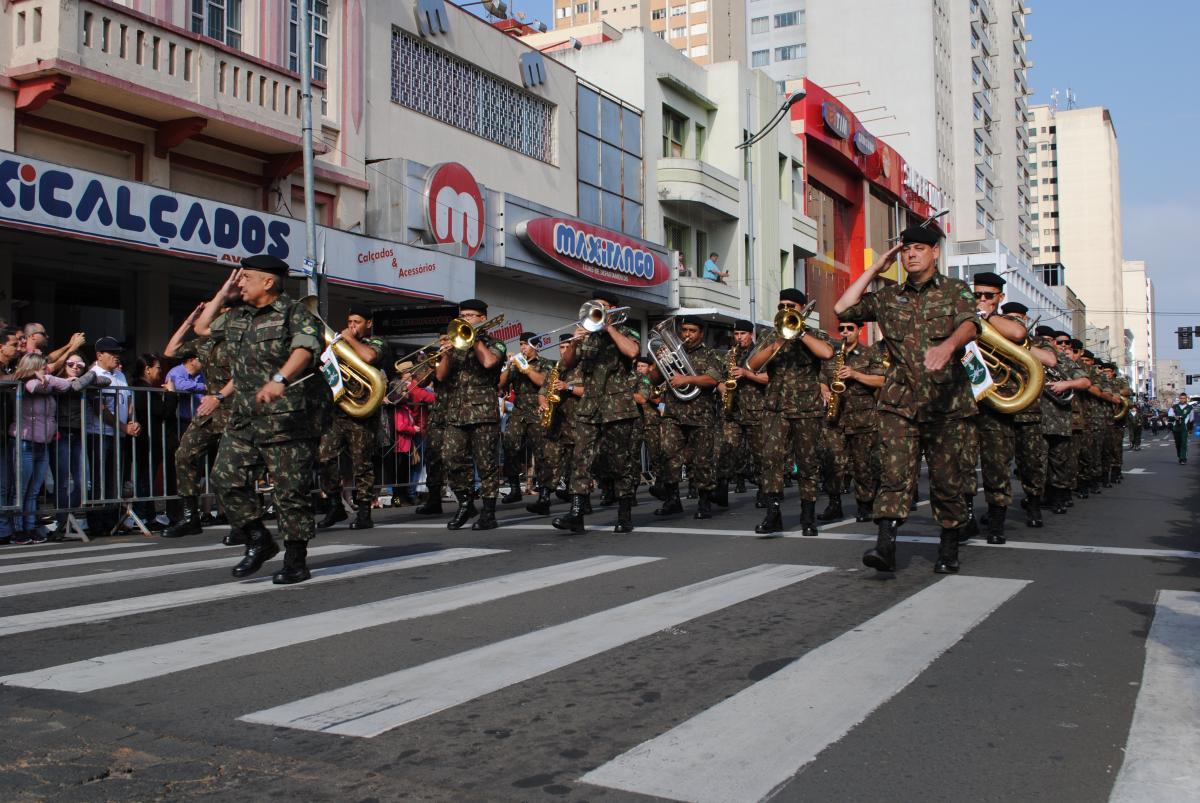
{"left": 84, "top": 337, "right": 137, "bottom": 536}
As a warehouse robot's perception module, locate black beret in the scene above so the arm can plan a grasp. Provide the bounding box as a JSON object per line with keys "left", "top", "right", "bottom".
{"left": 679, "top": 316, "right": 704, "bottom": 328}
{"left": 593, "top": 290, "right": 621, "bottom": 306}
{"left": 900, "top": 225, "right": 942, "bottom": 246}
{"left": 1070, "top": 338, "right": 1084, "bottom": 350}
{"left": 458, "top": 298, "right": 488, "bottom": 314}
{"left": 1082, "top": 349, "right": 1095, "bottom": 359}
{"left": 779, "top": 288, "right": 807, "bottom": 305}
{"left": 733, "top": 319, "right": 754, "bottom": 333}
{"left": 634, "top": 355, "right": 653, "bottom": 366}
{"left": 1000, "top": 301, "right": 1028, "bottom": 316}
{"left": 972, "top": 271, "right": 1005, "bottom": 289}
{"left": 559, "top": 333, "right": 574, "bottom": 343}
{"left": 1052, "top": 330, "right": 1071, "bottom": 340}
{"left": 240, "top": 254, "right": 290, "bottom": 278}
{"left": 518, "top": 331, "right": 536, "bottom": 343}
{"left": 1034, "top": 325, "right": 1055, "bottom": 337}
{"left": 347, "top": 305, "right": 373, "bottom": 321}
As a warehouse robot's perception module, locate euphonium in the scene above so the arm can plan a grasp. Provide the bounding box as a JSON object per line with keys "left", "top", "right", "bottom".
{"left": 977, "top": 318, "right": 1045, "bottom": 415}
{"left": 647, "top": 318, "right": 701, "bottom": 401}
{"left": 302, "top": 296, "right": 387, "bottom": 419}
{"left": 541, "top": 361, "right": 561, "bottom": 429}
{"left": 826, "top": 340, "right": 847, "bottom": 422}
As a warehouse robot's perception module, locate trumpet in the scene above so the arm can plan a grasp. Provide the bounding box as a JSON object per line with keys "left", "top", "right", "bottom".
{"left": 579, "top": 300, "right": 630, "bottom": 333}
{"left": 747, "top": 299, "right": 817, "bottom": 368}
{"left": 301, "top": 296, "right": 387, "bottom": 419}
{"left": 647, "top": 317, "right": 701, "bottom": 401}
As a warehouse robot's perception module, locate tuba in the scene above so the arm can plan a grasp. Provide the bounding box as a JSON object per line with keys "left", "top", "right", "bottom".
{"left": 302, "top": 297, "right": 387, "bottom": 418}
{"left": 647, "top": 318, "right": 701, "bottom": 401}
{"left": 977, "top": 317, "right": 1045, "bottom": 415}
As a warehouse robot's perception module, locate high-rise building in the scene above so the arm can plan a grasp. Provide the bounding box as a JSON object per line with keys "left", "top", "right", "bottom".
{"left": 550, "top": 0, "right": 746, "bottom": 66}
{"left": 1029, "top": 103, "right": 1126, "bottom": 366}
{"left": 1122, "top": 260, "right": 1154, "bottom": 398}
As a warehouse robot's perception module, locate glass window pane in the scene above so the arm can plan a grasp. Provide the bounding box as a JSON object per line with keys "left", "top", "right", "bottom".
{"left": 602, "top": 191, "right": 623, "bottom": 230}
{"left": 601, "top": 142, "right": 622, "bottom": 194}
{"left": 623, "top": 152, "right": 642, "bottom": 202}
{"left": 601, "top": 96, "right": 622, "bottom": 146}
{"left": 622, "top": 107, "right": 642, "bottom": 156}
{"left": 578, "top": 133, "right": 600, "bottom": 186}
{"left": 623, "top": 199, "right": 642, "bottom": 237}
{"left": 578, "top": 85, "right": 600, "bottom": 135}
{"left": 579, "top": 184, "right": 601, "bottom": 225}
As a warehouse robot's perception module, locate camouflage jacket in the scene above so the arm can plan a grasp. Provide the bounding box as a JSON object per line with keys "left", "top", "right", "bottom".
{"left": 1041, "top": 352, "right": 1085, "bottom": 437}
{"left": 634, "top": 373, "right": 660, "bottom": 420}
{"left": 661, "top": 342, "right": 722, "bottom": 425}
{"left": 504, "top": 354, "right": 551, "bottom": 424}
{"left": 1111, "top": 377, "right": 1132, "bottom": 427}
{"left": 840, "top": 272, "right": 981, "bottom": 422}
{"left": 427, "top": 375, "right": 450, "bottom": 425}
{"left": 727, "top": 344, "right": 766, "bottom": 423}
{"left": 543, "top": 364, "right": 584, "bottom": 442}
{"left": 1084, "top": 367, "right": 1110, "bottom": 429}
{"left": 821, "top": 340, "right": 886, "bottom": 434}
{"left": 761, "top": 328, "right": 833, "bottom": 419}
{"left": 193, "top": 330, "right": 233, "bottom": 429}
{"left": 573, "top": 325, "right": 639, "bottom": 424}
{"left": 443, "top": 337, "right": 506, "bottom": 426}
{"left": 212, "top": 293, "right": 332, "bottom": 444}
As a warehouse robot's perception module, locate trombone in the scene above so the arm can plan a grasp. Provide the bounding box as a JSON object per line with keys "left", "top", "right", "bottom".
{"left": 394, "top": 313, "right": 506, "bottom": 375}
{"left": 524, "top": 302, "right": 632, "bottom": 352}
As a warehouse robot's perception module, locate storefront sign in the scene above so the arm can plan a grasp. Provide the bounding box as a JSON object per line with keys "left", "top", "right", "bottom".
{"left": 515, "top": 217, "right": 668, "bottom": 287}
{"left": 0, "top": 152, "right": 474, "bottom": 300}
{"left": 901, "top": 163, "right": 945, "bottom": 213}
{"left": 822, "top": 102, "right": 851, "bottom": 139}
{"left": 853, "top": 130, "right": 876, "bottom": 156}
{"left": 423, "top": 162, "right": 485, "bottom": 258}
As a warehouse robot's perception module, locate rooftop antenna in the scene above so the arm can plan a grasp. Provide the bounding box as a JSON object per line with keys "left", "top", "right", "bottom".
{"left": 1050, "top": 88, "right": 1060, "bottom": 115}
{"left": 1066, "top": 88, "right": 1078, "bottom": 109}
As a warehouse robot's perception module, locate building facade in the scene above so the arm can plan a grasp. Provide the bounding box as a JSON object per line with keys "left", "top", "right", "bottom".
{"left": 551, "top": 0, "right": 746, "bottom": 67}
{"left": 1122, "top": 259, "right": 1154, "bottom": 398}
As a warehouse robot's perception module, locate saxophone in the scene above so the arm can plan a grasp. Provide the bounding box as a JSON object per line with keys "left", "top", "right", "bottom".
{"left": 541, "top": 361, "right": 561, "bottom": 429}
{"left": 826, "top": 341, "right": 847, "bottom": 422}
{"left": 722, "top": 348, "right": 739, "bottom": 414}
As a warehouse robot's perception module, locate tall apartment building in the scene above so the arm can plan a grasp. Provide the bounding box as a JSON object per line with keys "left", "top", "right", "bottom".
{"left": 1122, "top": 260, "right": 1154, "bottom": 398}
{"left": 551, "top": 0, "right": 745, "bottom": 66}
{"left": 1028, "top": 103, "right": 1126, "bottom": 366}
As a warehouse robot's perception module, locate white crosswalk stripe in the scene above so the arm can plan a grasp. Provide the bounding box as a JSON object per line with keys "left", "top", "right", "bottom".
{"left": 1, "top": 555, "right": 660, "bottom": 693}
{"left": 239, "top": 563, "right": 831, "bottom": 737}
{"left": 0, "top": 541, "right": 152, "bottom": 562}
{"left": 1110, "top": 590, "right": 1200, "bottom": 802}
{"left": 581, "top": 575, "right": 1029, "bottom": 802}
{"left": 0, "top": 544, "right": 365, "bottom": 599}
{"left": 0, "top": 547, "right": 505, "bottom": 638}
{"left": 0, "top": 542, "right": 231, "bottom": 574}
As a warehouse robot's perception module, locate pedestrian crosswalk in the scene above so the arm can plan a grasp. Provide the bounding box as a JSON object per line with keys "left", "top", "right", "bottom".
{"left": 0, "top": 536, "right": 1187, "bottom": 801}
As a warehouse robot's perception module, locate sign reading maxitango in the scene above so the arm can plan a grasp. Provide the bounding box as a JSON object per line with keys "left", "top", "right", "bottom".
{"left": 516, "top": 217, "right": 668, "bottom": 287}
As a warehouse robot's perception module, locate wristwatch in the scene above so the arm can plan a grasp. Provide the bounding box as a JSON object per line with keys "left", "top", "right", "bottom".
{"left": 271, "top": 372, "right": 289, "bottom": 385}
{"left": 213, "top": 392, "right": 225, "bottom": 402}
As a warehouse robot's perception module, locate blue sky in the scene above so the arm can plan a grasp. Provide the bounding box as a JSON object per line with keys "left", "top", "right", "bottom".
{"left": 485, "top": 0, "right": 1200, "bottom": 387}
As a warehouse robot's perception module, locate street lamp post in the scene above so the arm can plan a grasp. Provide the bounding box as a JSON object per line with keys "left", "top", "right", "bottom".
{"left": 299, "top": 0, "right": 319, "bottom": 305}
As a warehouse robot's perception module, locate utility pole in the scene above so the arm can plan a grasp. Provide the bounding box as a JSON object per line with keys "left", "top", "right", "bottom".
{"left": 299, "top": 0, "right": 320, "bottom": 307}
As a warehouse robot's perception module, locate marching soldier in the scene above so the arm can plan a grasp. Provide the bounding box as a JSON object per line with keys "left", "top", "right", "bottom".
{"left": 1067, "top": 339, "right": 1092, "bottom": 499}
{"left": 649, "top": 317, "right": 723, "bottom": 519}
{"left": 1079, "top": 350, "right": 1112, "bottom": 495}
{"left": 209, "top": 256, "right": 332, "bottom": 585}
{"left": 1041, "top": 329, "right": 1091, "bottom": 515}
{"left": 499, "top": 333, "right": 550, "bottom": 504}
{"left": 819, "top": 321, "right": 886, "bottom": 523}
{"left": 747, "top": 289, "right": 834, "bottom": 537}
{"left": 1101, "top": 362, "right": 1132, "bottom": 485}
{"left": 835, "top": 227, "right": 980, "bottom": 574}
{"left": 634, "top": 356, "right": 665, "bottom": 499}
{"left": 529, "top": 334, "right": 585, "bottom": 515}
{"left": 414, "top": 349, "right": 451, "bottom": 515}
{"left": 437, "top": 298, "right": 505, "bottom": 530}
{"left": 718, "top": 320, "right": 768, "bottom": 504}
{"left": 317, "top": 306, "right": 386, "bottom": 530}
{"left": 551, "top": 291, "right": 641, "bottom": 534}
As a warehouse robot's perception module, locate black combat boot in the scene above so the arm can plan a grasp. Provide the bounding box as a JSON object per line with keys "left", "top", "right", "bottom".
{"left": 272, "top": 540, "right": 311, "bottom": 585}
{"left": 960, "top": 494, "right": 979, "bottom": 539}
{"left": 526, "top": 487, "right": 553, "bottom": 515}
{"left": 472, "top": 498, "right": 499, "bottom": 530}
{"left": 318, "top": 498, "right": 349, "bottom": 528}
{"left": 599, "top": 482, "right": 616, "bottom": 507}
{"left": 162, "top": 496, "right": 203, "bottom": 538}
{"left": 694, "top": 491, "right": 713, "bottom": 520}
{"left": 855, "top": 499, "right": 873, "bottom": 523}
{"left": 1101, "top": 470, "right": 1112, "bottom": 489}
{"left": 934, "top": 528, "right": 961, "bottom": 574}
{"left": 415, "top": 487, "right": 444, "bottom": 515}
{"left": 800, "top": 500, "right": 818, "bottom": 537}
{"left": 654, "top": 484, "right": 683, "bottom": 516}
{"left": 231, "top": 522, "right": 279, "bottom": 578}
{"left": 1026, "top": 495, "right": 1043, "bottom": 528}
{"left": 447, "top": 496, "right": 478, "bottom": 530}
{"left": 1112, "top": 466, "right": 1123, "bottom": 484}
{"left": 910, "top": 488, "right": 921, "bottom": 511}
{"left": 734, "top": 477, "right": 747, "bottom": 494}
{"left": 862, "top": 519, "right": 898, "bottom": 571}
{"left": 1076, "top": 483, "right": 1089, "bottom": 500}
{"left": 816, "top": 495, "right": 843, "bottom": 522}
{"left": 552, "top": 494, "right": 587, "bottom": 534}
{"left": 582, "top": 494, "right": 594, "bottom": 514}
{"left": 985, "top": 504, "right": 1007, "bottom": 545}
{"left": 754, "top": 494, "right": 783, "bottom": 536}
{"left": 1051, "top": 486, "right": 1068, "bottom": 515}
{"left": 222, "top": 527, "right": 246, "bottom": 547}
{"left": 1091, "top": 478, "right": 1103, "bottom": 494}
{"left": 755, "top": 489, "right": 766, "bottom": 508}
{"left": 500, "top": 469, "right": 523, "bottom": 504}
{"left": 349, "top": 497, "right": 374, "bottom": 530}
{"left": 614, "top": 496, "right": 635, "bottom": 533}
{"left": 712, "top": 480, "right": 730, "bottom": 508}
{"left": 648, "top": 481, "right": 666, "bottom": 501}
{"left": 555, "top": 484, "right": 572, "bottom": 502}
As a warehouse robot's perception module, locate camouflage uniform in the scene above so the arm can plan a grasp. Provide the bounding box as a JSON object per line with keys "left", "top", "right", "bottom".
{"left": 718, "top": 344, "right": 765, "bottom": 485}
{"left": 422, "top": 376, "right": 451, "bottom": 495}
{"left": 659, "top": 342, "right": 724, "bottom": 492}
{"left": 1108, "top": 376, "right": 1131, "bottom": 475}
{"left": 317, "top": 334, "right": 386, "bottom": 503}
{"left": 758, "top": 329, "right": 834, "bottom": 500}
{"left": 976, "top": 318, "right": 1046, "bottom": 506}
{"left": 821, "top": 341, "right": 886, "bottom": 509}
{"left": 840, "top": 272, "right": 981, "bottom": 528}
{"left": 443, "top": 337, "right": 506, "bottom": 500}
{"left": 542, "top": 364, "right": 584, "bottom": 490}
{"left": 636, "top": 374, "right": 664, "bottom": 481}
{"left": 1069, "top": 364, "right": 1091, "bottom": 491}
{"left": 174, "top": 331, "right": 232, "bottom": 497}
{"left": 1042, "top": 352, "right": 1085, "bottom": 499}
{"left": 1077, "top": 364, "right": 1105, "bottom": 489}
{"left": 567, "top": 326, "right": 641, "bottom": 497}
{"left": 502, "top": 354, "right": 551, "bottom": 489}
{"left": 210, "top": 294, "right": 331, "bottom": 542}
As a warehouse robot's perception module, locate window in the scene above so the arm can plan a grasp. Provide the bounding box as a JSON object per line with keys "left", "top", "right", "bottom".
{"left": 971, "top": 29, "right": 979, "bottom": 50}
{"left": 578, "top": 83, "right": 643, "bottom": 236}
{"left": 287, "top": 1, "right": 328, "bottom": 83}
{"left": 555, "top": 6, "right": 570, "bottom": 18}
{"left": 191, "top": 0, "right": 242, "bottom": 49}
{"left": 655, "top": 30, "right": 665, "bottom": 38}
{"left": 663, "top": 106, "right": 686, "bottom": 157}
{"left": 391, "top": 30, "right": 555, "bottom": 163}
{"left": 690, "top": 1, "right": 707, "bottom": 10}
{"left": 671, "top": 4, "right": 687, "bottom": 14}
{"left": 751, "top": 49, "right": 769, "bottom": 67}
{"left": 975, "top": 169, "right": 984, "bottom": 191}
{"left": 750, "top": 16, "right": 769, "bottom": 34}
{"left": 973, "top": 99, "right": 982, "bottom": 120}
{"left": 576, "top": 2, "right": 588, "bottom": 12}
{"left": 974, "top": 133, "right": 983, "bottom": 155}
{"left": 972, "top": 65, "right": 980, "bottom": 85}
{"left": 670, "top": 26, "right": 686, "bottom": 38}
{"left": 652, "top": 8, "right": 665, "bottom": 19}
{"left": 664, "top": 219, "right": 688, "bottom": 271}
{"left": 694, "top": 123, "right": 706, "bottom": 158}
{"left": 691, "top": 43, "right": 708, "bottom": 57}
{"left": 1027, "top": 127, "right": 1036, "bottom": 136}
{"left": 689, "top": 22, "right": 707, "bottom": 35}
{"left": 976, "top": 204, "right": 985, "bottom": 226}
{"left": 985, "top": 214, "right": 995, "bottom": 236}
{"left": 775, "top": 44, "right": 804, "bottom": 61}
{"left": 774, "top": 11, "right": 801, "bottom": 27}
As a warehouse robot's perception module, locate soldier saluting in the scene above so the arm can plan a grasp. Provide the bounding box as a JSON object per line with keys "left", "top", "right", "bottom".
{"left": 210, "top": 255, "right": 332, "bottom": 584}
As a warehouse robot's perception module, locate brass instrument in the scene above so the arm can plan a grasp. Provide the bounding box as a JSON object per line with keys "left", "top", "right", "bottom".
{"left": 1041, "top": 363, "right": 1075, "bottom": 407}
{"left": 1113, "top": 393, "right": 1132, "bottom": 422}
{"left": 977, "top": 317, "right": 1045, "bottom": 415}
{"left": 385, "top": 349, "right": 437, "bottom": 404}
{"left": 647, "top": 318, "right": 701, "bottom": 401}
{"left": 826, "top": 340, "right": 847, "bottom": 422}
{"left": 541, "top": 361, "right": 561, "bottom": 429}
{"left": 301, "top": 296, "right": 387, "bottom": 418}
{"left": 722, "top": 348, "right": 739, "bottom": 414}
{"left": 579, "top": 300, "right": 630, "bottom": 333}
{"left": 747, "top": 299, "right": 817, "bottom": 368}
{"left": 449, "top": 314, "right": 505, "bottom": 351}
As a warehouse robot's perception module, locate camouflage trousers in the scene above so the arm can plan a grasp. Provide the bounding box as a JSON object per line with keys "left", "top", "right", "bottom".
{"left": 569, "top": 418, "right": 639, "bottom": 497}
{"left": 1013, "top": 419, "right": 1047, "bottom": 498}
{"left": 1075, "top": 428, "right": 1101, "bottom": 486}
{"left": 759, "top": 413, "right": 822, "bottom": 500}
{"left": 641, "top": 414, "right": 663, "bottom": 478}
{"left": 819, "top": 424, "right": 848, "bottom": 498}
{"left": 503, "top": 416, "right": 546, "bottom": 485}
{"left": 445, "top": 422, "right": 500, "bottom": 500}
{"left": 1102, "top": 426, "right": 1124, "bottom": 472}
{"left": 660, "top": 418, "right": 718, "bottom": 492}
{"left": 1128, "top": 419, "right": 1142, "bottom": 448}
{"left": 876, "top": 413, "right": 974, "bottom": 528}
{"left": 423, "top": 417, "right": 447, "bottom": 491}
{"left": 318, "top": 412, "right": 378, "bottom": 502}
{"left": 212, "top": 433, "right": 317, "bottom": 542}
{"left": 844, "top": 428, "right": 881, "bottom": 505}
{"left": 718, "top": 420, "right": 760, "bottom": 482}
{"left": 174, "top": 418, "right": 223, "bottom": 497}
{"left": 976, "top": 411, "right": 1016, "bottom": 507}
{"left": 1045, "top": 434, "right": 1074, "bottom": 493}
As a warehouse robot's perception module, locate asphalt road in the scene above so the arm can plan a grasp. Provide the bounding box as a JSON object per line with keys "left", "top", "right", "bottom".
{"left": 0, "top": 429, "right": 1196, "bottom": 802}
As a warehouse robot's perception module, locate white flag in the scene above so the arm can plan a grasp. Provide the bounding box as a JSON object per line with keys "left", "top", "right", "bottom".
{"left": 320, "top": 344, "right": 346, "bottom": 400}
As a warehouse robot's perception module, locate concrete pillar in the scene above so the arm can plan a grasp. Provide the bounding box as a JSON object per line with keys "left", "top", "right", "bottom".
{"left": 135, "top": 270, "right": 170, "bottom": 354}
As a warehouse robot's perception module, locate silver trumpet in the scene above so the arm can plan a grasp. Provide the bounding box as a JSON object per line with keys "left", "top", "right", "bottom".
{"left": 647, "top": 317, "right": 701, "bottom": 401}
